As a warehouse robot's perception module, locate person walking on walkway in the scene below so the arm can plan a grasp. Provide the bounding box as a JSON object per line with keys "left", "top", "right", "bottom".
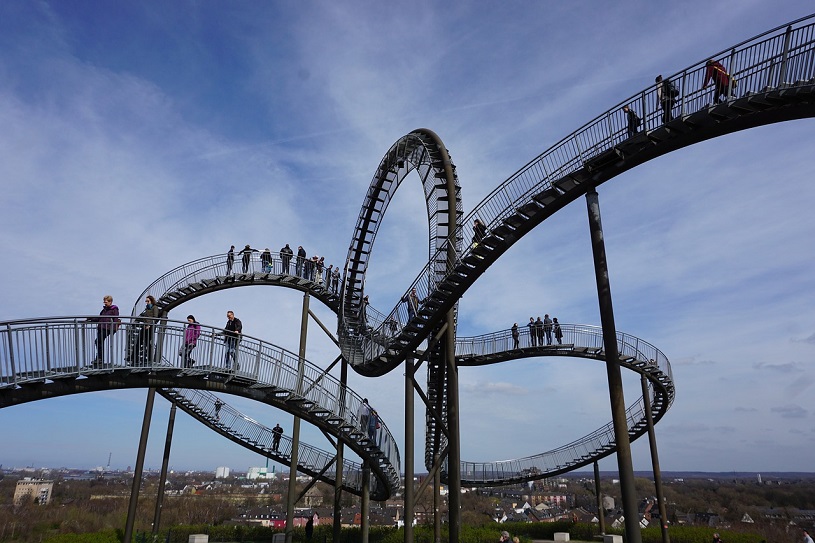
{"left": 272, "top": 423, "right": 284, "bottom": 452}
{"left": 181, "top": 315, "right": 201, "bottom": 368}
{"left": 511, "top": 323, "right": 519, "bottom": 349}
{"left": 223, "top": 310, "right": 242, "bottom": 369}
{"left": 528, "top": 317, "right": 537, "bottom": 347}
{"left": 88, "top": 295, "right": 120, "bottom": 364}
{"left": 656, "top": 75, "right": 677, "bottom": 123}
{"left": 238, "top": 244, "right": 257, "bottom": 273}
{"left": 703, "top": 58, "right": 734, "bottom": 103}
{"left": 623, "top": 105, "right": 640, "bottom": 137}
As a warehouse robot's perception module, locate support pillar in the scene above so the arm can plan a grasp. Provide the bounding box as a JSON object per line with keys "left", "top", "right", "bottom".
{"left": 123, "top": 388, "right": 156, "bottom": 543}
{"left": 434, "top": 452, "right": 441, "bottom": 543}
{"left": 404, "top": 356, "right": 414, "bottom": 543}
{"left": 333, "top": 359, "right": 348, "bottom": 543}
{"left": 594, "top": 461, "right": 606, "bottom": 535}
{"left": 286, "top": 293, "right": 310, "bottom": 543}
{"left": 152, "top": 402, "right": 177, "bottom": 536}
{"left": 445, "top": 310, "right": 461, "bottom": 541}
{"left": 585, "top": 189, "right": 641, "bottom": 543}
{"left": 641, "top": 375, "right": 670, "bottom": 543}
{"left": 361, "top": 464, "right": 370, "bottom": 543}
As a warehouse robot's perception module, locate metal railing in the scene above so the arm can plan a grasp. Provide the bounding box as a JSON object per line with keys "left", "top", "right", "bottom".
{"left": 455, "top": 323, "right": 673, "bottom": 386}
{"left": 159, "top": 388, "right": 367, "bottom": 494}
{"left": 0, "top": 316, "right": 400, "bottom": 494}
{"left": 341, "top": 14, "right": 815, "bottom": 371}
{"left": 132, "top": 252, "right": 342, "bottom": 315}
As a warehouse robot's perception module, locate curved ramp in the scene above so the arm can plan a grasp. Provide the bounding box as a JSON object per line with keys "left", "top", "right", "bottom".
{"left": 0, "top": 316, "right": 400, "bottom": 500}
{"left": 132, "top": 253, "right": 340, "bottom": 316}
{"left": 157, "top": 388, "right": 370, "bottom": 495}
{"left": 338, "top": 15, "right": 815, "bottom": 378}
{"left": 449, "top": 324, "right": 673, "bottom": 485}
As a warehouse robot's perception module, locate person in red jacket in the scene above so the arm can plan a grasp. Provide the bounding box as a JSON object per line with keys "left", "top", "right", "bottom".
{"left": 703, "top": 59, "right": 734, "bottom": 103}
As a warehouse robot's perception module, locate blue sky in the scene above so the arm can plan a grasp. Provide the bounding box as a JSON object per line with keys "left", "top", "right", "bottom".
{"left": 1, "top": 1, "right": 813, "bottom": 476}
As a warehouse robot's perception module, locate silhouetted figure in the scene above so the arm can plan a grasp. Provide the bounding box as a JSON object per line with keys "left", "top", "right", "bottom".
{"left": 296, "top": 246, "right": 306, "bottom": 277}
{"left": 623, "top": 105, "right": 640, "bottom": 137}
{"left": 305, "top": 516, "right": 314, "bottom": 541}
{"left": 656, "top": 75, "right": 677, "bottom": 123}
{"left": 260, "top": 248, "right": 272, "bottom": 272}
{"left": 553, "top": 317, "right": 563, "bottom": 345}
{"left": 272, "top": 423, "right": 283, "bottom": 452}
{"left": 238, "top": 244, "right": 257, "bottom": 273}
{"left": 226, "top": 245, "right": 235, "bottom": 274}
{"left": 214, "top": 399, "right": 223, "bottom": 422}
{"left": 511, "top": 323, "right": 519, "bottom": 349}
{"left": 280, "top": 244, "right": 293, "bottom": 274}
{"left": 473, "top": 218, "right": 487, "bottom": 247}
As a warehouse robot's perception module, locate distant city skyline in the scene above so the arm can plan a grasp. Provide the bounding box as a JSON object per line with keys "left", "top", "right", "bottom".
{"left": 1, "top": 1, "right": 814, "bottom": 474}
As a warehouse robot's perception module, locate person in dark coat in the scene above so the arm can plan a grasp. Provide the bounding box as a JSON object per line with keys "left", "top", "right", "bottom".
{"left": 623, "top": 105, "right": 640, "bottom": 137}
{"left": 280, "top": 244, "right": 293, "bottom": 274}
{"left": 238, "top": 244, "right": 257, "bottom": 273}
{"left": 655, "top": 75, "right": 676, "bottom": 123}
{"left": 88, "top": 295, "right": 120, "bottom": 364}
{"left": 511, "top": 323, "right": 519, "bottom": 349}
{"left": 226, "top": 245, "right": 235, "bottom": 274}
{"left": 260, "top": 248, "right": 272, "bottom": 272}
{"left": 305, "top": 516, "right": 314, "bottom": 540}
{"left": 296, "top": 246, "right": 307, "bottom": 277}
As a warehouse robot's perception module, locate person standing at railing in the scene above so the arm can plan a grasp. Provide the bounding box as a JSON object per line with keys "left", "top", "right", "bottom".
{"left": 623, "top": 105, "right": 641, "bottom": 137}
{"left": 272, "top": 423, "right": 283, "bottom": 452}
{"left": 543, "top": 314, "right": 553, "bottom": 345}
{"left": 223, "top": 310, "right": 242, "bottom": 370}
{"left": 527, "top": 317, "right": 537, "bottom": 347}
{"left": 226, "top": 245, "right": 235, "bottom": 275}
{"left": 260, "top": 248, "right": 272, "bottom": 272}
{"left": 316, "top": 256, "right": 325, "bottom": 284}
{"left": 131, "top": 295, "right": 161, "bottom": 364}
{"left": 280, "top": 243, "right": 293, "bottom": 274}
{"left": 331, "top": 266, "right": 340, "bottom": 294}
{"left": 325, "top": 264, "right": 333, "bottom": 291}
{"left": 535, "top": 316, "right": 544, "bottom": 346}
{"left": 87, "top": 295, "right": 120, "bottom": 365}
{"left": 655, "top": 75, "right": 677, "bottom": 123}
{"left": 511, "top": 323, "right": 519, "bottom": 349}
{"left": 703, "top": 59, "right": 734, "bottom": 104}
{"left": 181, "top": 315, "right": 201, "bottom": 368}
{"left": 553, "top": 317, "right": 563, "bottom": 345}
{"left": 296, "top": 245, "right": 306, "bottom": 277}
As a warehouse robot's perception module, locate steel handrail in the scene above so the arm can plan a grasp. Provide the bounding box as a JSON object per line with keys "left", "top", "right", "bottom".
{"left": 0, "top": 315, "right": 400, "bottom": 496}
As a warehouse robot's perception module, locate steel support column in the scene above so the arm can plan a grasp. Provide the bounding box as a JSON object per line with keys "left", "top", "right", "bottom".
{"left": 641, "top": 375, "right": 670, "bottom": 543}
{"left": 585, "top": 189, "right": 641, "bottom": 543}
{"left": 361, "top": 463, "right": 370, "bottom": 543}
{"left": 445, "top": 309, "right": 461, "bottom": 540}
{"left": 152, "top": 402, "right": 177, "bottom": 536}
{"left": 404, "top": 355, "right": 414, "bottom": 543}
{"left": 333, "top": 359, "right": 348, "bottom": 543}
{"left": 124, "top": 388, "right": 156, "bottom": 543}
{"left": 594, "top": 461, "right": 606, "bottom": 535}
{"left": 434, "top": 452, "right": 441, "bottom": 543}
{"left": 286, "top": 292, "right": 309, "bottom": 543}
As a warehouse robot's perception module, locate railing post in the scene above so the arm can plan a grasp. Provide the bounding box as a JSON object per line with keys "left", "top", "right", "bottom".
{"left": 779, "top": 25, "right": 794, "bottom": 86}
{"left": 680, "top": 70, "right": 687, "bottom": 117}
{"left": 5, "top": 324, "right": 16, "bottom": 382}
{"left": 639, "top": 91, "right": 648, "bottom": 133}
{"left": 45, "top": 324, "right": 51, "bottom": 373}
{"left": 74, "top": 320, "right": 82, "bottom": 371}
{"left": 727, "top": 48, "right": 737, "bottom": 100}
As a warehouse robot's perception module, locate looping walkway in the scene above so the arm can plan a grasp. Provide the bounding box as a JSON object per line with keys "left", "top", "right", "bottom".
{"left": 0, "top": 316, "right": 399, "bottom": 500}
{"left": 339, "top": 15, "right": 815, "bottom": 378}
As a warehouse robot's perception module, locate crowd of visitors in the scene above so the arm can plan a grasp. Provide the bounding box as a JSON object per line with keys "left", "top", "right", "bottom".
{"left": 510, "top": 314, "right": 564, "bottom": 348}
{"left": 225, "top": 244, "right": 340, "bottom": 295}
